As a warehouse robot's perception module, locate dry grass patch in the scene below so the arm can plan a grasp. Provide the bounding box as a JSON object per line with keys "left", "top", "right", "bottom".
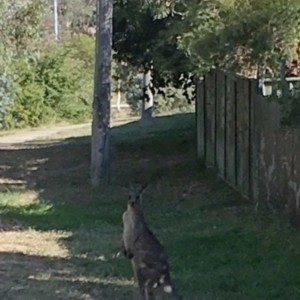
{"left": 0, "top": 230, "right": 70, "bottom": 258}
{"left": 1, "top": 190, "right": 38, "bottom": 205}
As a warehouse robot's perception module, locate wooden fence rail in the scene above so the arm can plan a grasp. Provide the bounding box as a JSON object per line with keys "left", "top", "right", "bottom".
{"left": 196, "top": 70, "right": 300, "bottom": 226}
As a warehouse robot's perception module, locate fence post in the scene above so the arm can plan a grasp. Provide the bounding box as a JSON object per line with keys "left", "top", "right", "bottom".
{"left": 250, "top": 80, "right": 260, "bottom": 204}
{"left": 280, "top": 57, "right": 289, "bottom": 96}
{"left": 225, "top": 75, "right": 237, "bottom": 185}
{"left": 196, "top": 77, "right": 206, "bottom": 158}
{"left": 205, "top": 72, "right": 216, "bottom": 167}
{"left": 215, "top": 71, "right": 226, "bottom": 177}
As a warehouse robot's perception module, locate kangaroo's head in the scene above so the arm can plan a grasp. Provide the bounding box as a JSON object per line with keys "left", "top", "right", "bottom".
{"left": 126, "top": 183, "right": 148, "bottom": 212}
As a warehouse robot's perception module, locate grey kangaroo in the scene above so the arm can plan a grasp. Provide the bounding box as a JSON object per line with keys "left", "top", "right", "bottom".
{"left": 122, "top": 183, "right": 182, "bottom": 300}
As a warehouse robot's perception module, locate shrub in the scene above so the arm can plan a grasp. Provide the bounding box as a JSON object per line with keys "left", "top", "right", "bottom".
{"left": 3, "top": 40, "right": 94, "bottom": 129}
{"left": 0, "top": 1, "right": 95, "bottom": 130}
{"left": 125, "top": 73, "right": 193, "bottom": 115}
{"left": 0, "top": 69, "right": 17, "bottom": 128}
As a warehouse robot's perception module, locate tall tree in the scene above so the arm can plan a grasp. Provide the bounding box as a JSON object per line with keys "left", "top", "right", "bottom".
{"left": 91, "top": 0, "right": 113, "bottom": 186}
{"left": 176, "top": 0, "right": 300, "bottom": 75}
{"left": 113, "top": 0, "right": 195, "bottom": 113}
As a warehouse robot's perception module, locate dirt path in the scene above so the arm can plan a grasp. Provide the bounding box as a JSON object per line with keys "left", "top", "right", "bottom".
{"left": 0, "top": 123, "right": 90, "bottom": 145}
{"left": 0, "top": 117, "right": 139, "bottom": 149}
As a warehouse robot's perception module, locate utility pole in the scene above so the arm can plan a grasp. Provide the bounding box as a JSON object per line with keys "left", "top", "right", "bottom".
{"left": 53, "top": 0, "right": 59, "bottom": 41}
{"left": 91, "top": 0, "right": 113, "bottom": 187}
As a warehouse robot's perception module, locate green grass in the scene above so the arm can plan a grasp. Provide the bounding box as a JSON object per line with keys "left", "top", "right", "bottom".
{"left": 1, "top": 112, "right": 300, "bottom": 300}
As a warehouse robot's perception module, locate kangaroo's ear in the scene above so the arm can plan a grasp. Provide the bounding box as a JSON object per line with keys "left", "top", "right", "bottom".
{"left": 123, "top": 182, "right": 134, "bottom": 193}
{"left": 138, "top": 183, "right": 148, "bottom": 194}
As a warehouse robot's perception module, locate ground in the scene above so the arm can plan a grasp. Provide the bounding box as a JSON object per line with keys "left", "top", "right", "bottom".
{"left": 1, "top": 113, "right": 300, "bottom": 300}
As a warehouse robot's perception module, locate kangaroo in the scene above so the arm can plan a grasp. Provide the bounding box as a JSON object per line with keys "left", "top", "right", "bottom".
{"left": 122, "top": 183, "right": 182, "bottom": 300}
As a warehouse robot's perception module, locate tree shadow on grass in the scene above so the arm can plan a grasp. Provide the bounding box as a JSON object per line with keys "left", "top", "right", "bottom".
{"left": 0, "top": 113, "right": 197, "bottom": 218}
{"left": 0, "top": 113, "right": 199, "bottom": 299}
{"left": 0, "top": 251, "right": 135, "bottom": 300}
{"left": 1, "top": 113, "right": 269, "bottom": 300}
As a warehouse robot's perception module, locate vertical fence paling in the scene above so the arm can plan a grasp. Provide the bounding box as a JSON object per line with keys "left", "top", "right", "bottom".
{"left": 224, "top": 74, "right": 228, "bottom": 181}
{"left": 234, "top": 80, "right": 238, "bottom": 187}
{"left": 236, "top": 77, "right": 250, "bottom": 196}
{"left": 215, "top": 72, "right": 226, "bottom": 177}
{"left": 203, "top": 76, "right": 207, "bottom": 160}
{"left": 196, "top": 78, "right": 205, "bottom": 158}
{"left": 249, "top": 80, "right": 256, "bottom": 200}
{"left": 205, "top": 72, "right": 216, "bottom": 167}
{"left": 225, "top": 75, "right": 237, "bottom": 186}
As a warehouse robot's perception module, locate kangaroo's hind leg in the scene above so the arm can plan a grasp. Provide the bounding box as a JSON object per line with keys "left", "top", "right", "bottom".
{"left": 135, "top": 268, "right": 152, "bottom": 300}
{"left": 137, "top": 283, "right": 156, "bottom": 300}
{"left": 143, "top": 279, "right": 157, "bottom": 300}
{"left": 147, "top": 286, "right": 155, "bottom": 300}
{"left": 138, "top": 282, "right": 149, "bottom": 300}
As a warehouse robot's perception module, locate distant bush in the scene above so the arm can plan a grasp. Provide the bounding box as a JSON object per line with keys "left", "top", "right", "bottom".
{"left": 0, "top": 0, "right": 192, "bottom": 130}
{"left": 2, "top": 35, "right": 96, "bottom": 129}
{"left": 0, "top": 1, "right": 96, "bottom": 130}
{"left": 62, "top": 35, "right": 95, "bottom": 70}
{"left": 0, "top": 71, "right": 17, "bottom": 128}
{"left": 125, "top": 74, "right": 194, "bottom": 115}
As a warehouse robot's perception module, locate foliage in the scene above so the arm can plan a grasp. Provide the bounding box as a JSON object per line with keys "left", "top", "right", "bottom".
{"left": 62, "top": 34, "right": 95, "bottom": 70}
{"left": 113, "top": 0, "right": 300, "bottom": 100}
{"left": 177, "top": 0, "right": 300, "bottom": 75}
{"left": 124, "top": 75, "right": 143, "bottom": 113}
{"left": 267, "top": 82, "right": 300, "bottom": 127}
{"left": 0, "top": 0, "right": 192, "bottom": 129}
{"left": 113, "top": 0, "right": 195, "bottom": 105}
{"left": 0, "top": 0, "right": 95, "bottom": 130}
{"left": 123, "top": 73, "right": 193, "bottom": 114}
{"left": 0, "top": 0, "right": 35, "bottom": 127}
{"left": 3, "top": 39, "right": 93, "bottom": 129}
{"left": 5, "top": 0, "right": 300, "bottom": 128}
{"left": 3, "top": 0, "right": 46, "bottom": 54}
{"left": 280, "top": 95, "right": 300, "bottom": 128}
{"left": 0, "top": 71, "right": 17, "bottom": 128}
{"left": 53, "top": 0, "right": 96, "bottom": 33}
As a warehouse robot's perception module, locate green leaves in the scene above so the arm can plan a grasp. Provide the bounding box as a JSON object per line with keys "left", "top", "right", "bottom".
{"left": 178, "top": 0, "right": 300, "bottom": 74}
{"left": 2, "top": 0, "right": 45, "bottom": 53}
{"left": 0, "top": 71, "right": 17, "bottom": 128}
{"left": 113, "top": 0, "right": 195, "bottom": 105}
{"left": 6, "top": 44, "right": 92, "bottom": 129}
{"left": 0, "top": 1, "right": 95, "bottom": 129}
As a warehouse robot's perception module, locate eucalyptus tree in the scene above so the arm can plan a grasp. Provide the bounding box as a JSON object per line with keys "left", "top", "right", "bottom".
{"left": 113, "top": 0, "right": 194, "bottom": 117}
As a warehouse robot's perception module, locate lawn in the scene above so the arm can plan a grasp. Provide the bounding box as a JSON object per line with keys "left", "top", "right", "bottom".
{"left": 1, "top": 112, "right": 300, "bottom": 300}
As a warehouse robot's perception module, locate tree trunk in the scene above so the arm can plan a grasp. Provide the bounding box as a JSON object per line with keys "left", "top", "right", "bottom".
{"left": 91, "top": 0, "right": 113, "bottom": 187}
{"left": 141, "top": 66, "right": 154, "bottom": 119}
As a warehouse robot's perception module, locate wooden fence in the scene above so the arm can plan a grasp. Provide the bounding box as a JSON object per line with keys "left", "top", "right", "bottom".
{"left": 196, "top": 70, "right": 300, "bottom": 226}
